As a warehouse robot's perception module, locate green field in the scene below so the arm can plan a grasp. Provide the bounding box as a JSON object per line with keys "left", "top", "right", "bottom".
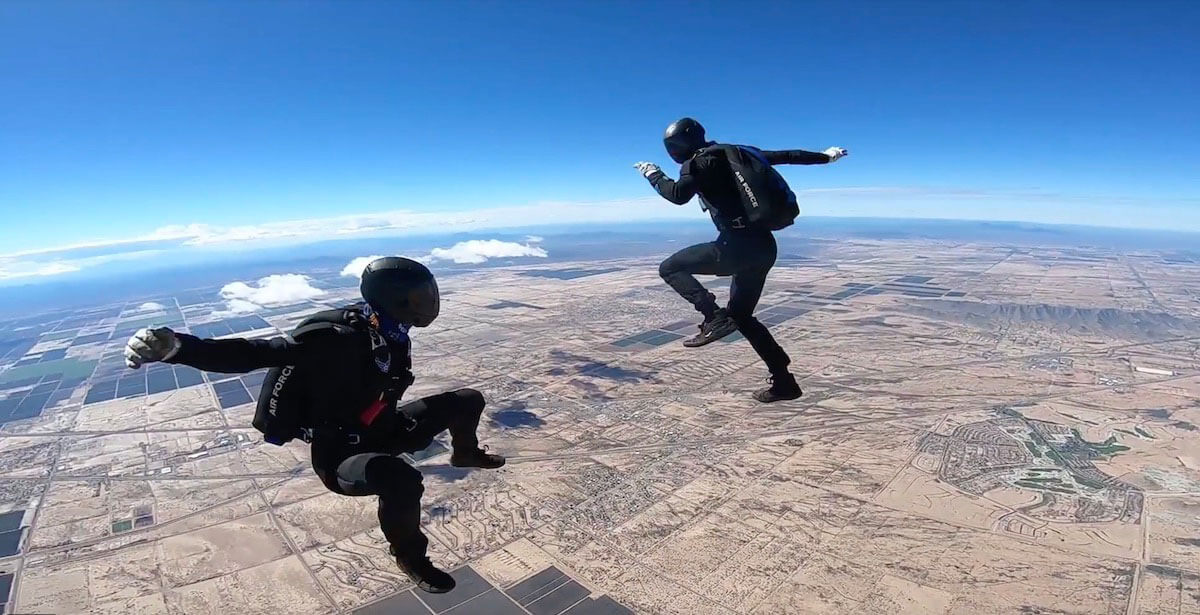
{"left": 1073, "top": 429, "right": 1131, "bottom": 455}
{"left": 116, "top": 314, "right": 177, "bottom": 329}
{"left": 1073, "top": 474, "right": 1110, "bottom": 490}
{"left": 1044, "top": 447, "right": 1067, "bottom": 464}
{"left": 0, "top": 358, "right": 98, "bottom": 385}
{"left": 1016, "top": 480, "right": 1075, "bottom": 495}
{"left": 38, "top": 329, "right": 78, "bottom": 341}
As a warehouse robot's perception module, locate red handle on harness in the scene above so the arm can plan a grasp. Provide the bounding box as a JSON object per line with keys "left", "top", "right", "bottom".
{"left": 359, "top": 396, "right": 388, "bottom": 426}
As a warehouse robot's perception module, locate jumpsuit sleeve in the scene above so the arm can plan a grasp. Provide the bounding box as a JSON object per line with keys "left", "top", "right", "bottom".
{"left": 647, "top": 160, "right": 702, "bottom": 205}
{"left": 761, "top": 149, "right": 832, "bottom": 165}
{"left": 166, "top": 333, "right": 326, "bottom": 374}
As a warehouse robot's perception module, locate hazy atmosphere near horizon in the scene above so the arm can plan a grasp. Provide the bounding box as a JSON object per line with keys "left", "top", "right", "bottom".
{"left": 2, "top": 3, "right": 1200, "bottom": 615}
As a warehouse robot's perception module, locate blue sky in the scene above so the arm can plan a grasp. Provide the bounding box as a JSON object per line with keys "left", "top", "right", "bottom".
{"left": 1, "top": 1, "right": 1198, "bottom": 277}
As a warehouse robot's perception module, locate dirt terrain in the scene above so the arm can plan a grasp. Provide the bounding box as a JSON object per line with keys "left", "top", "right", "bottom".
{"left": 3, "top": 238, "right": 1199, "bottom": 614}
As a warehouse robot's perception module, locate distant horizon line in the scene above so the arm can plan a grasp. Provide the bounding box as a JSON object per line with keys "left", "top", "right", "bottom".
{"left": 432, "top": 214, "right": 1200, "bottom": 240}
{"left": 281, "top": 213, "right": 1200, "bottom": 238}
{"left": 794, "top": 214, "right": 1200, "bottom": 235}
{"left": 2, "top": 213, "right": 1196, "bottom": 289}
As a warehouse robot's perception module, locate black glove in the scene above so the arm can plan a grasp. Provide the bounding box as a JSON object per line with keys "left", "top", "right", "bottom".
{"left": 393, "top": 371, "right": 416, "bottom": 395}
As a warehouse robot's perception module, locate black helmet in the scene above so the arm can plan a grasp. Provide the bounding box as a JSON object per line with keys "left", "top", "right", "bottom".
{"left": 359, "top": 257, "right": 440, "bottom": 328}
{"left": 663, "top": 117, "right": 707, "bottom": 163}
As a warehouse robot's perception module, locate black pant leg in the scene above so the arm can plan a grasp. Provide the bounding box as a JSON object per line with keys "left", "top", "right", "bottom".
{"left": 725, "top": 233, "right": 790, "bottom": 375}
{"left": 397, "top": 388, "right": 486, "bottom": 453}
{"left": 658, "top": 241, "right": 733, "bottom": 318}
{"left": 728, "top": 267, "right": 791, "bottom": 375}
{"left": 333, "top": 452, "right": 429, "bottom": 559}
{"left": 727, "top": 262, "right": 769, "bottom": 318}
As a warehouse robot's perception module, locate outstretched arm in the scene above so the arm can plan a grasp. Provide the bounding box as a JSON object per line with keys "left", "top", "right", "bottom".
{"left": 125, "top": 327, "right": 322, "bottom": 374}
{"left": 169, "top": 333, "right": 319, "bottom": 373}
{"left": 762, "top": 147, "right": 848, "bottom": 165}
{"left": 634, "top": 161, "right": 700, "bottom": 205}
{"left": 649, "top": 170, "right": 700, "bottom": 205}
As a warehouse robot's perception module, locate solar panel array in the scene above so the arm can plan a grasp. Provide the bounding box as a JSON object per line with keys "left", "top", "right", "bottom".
{"left": 519, "top": 268, "right": 623, "bottom": 280}
{"left": 211, "top": 370, "right": 268, "bottom": 409}
{"left": 188, "top": 315, "right": 272, "bottom": 339}
{"left": 355, "top": 565, "right": 632, "bottom": 615}
{"left": 82, "top": 364, "right": 208, "bottom": 405}
{"left": 0, "top": 373, "right": 89, "bottom": 424}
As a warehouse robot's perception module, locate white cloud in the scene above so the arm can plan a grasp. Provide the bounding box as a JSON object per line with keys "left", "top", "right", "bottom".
{"left": 144, "top": 198, "right": 695, "bottom": 249}
{"left": 525, "top": 235, "right": 544, "bottom": 243}
{"left": 0, "top": 198, "right": 687, "bottom": 281}
{"left": 342, "top": 240, "right": 548, "bottom": 275}
{"left": 0, "top": 249, "right": 166, "bottom": 281}
{"left": 138, "top": 302, "right": 167, "bottom": 311}
{"left": 0, "top": 261, "right": 81, "bottom": 280}
{"left": 0, "top": 198, "right": 681, "bottom": 282}
{"left": 218, "top": 274, "right": 325, "bottom": 314}
{"left": 214, "top": 298, "right": 263, "bottom": 316}
{"left": 340, "top": 255, "right": 385, "bottom": 278}
{"left": 428, "top": 240, "right": 548, "bottom": 264}
{"left": 166, "top": 211, "right": 485, "bottom": 247}
{"left": 340, "top": 254, "right": 433, "bottom": 279}
{"left": 9, "top": 188, "right": 1200, "bottom": 284}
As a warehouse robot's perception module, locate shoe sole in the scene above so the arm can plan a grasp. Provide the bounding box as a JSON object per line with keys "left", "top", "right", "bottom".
{"left": 754, "top": 391, "right": 803, "bottom": 403}
{"left": 415, "top": 583, "right": 455, "bottom": 594}
{"left": 398, "top": 568, "right": 456, "bottom": 593}
{"left": 682, "top": 322, "right": 739, "bottom": 348}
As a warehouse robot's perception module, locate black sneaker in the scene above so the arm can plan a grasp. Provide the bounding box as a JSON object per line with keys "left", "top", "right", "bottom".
{"left": 683, "top": 310, "right": 738, "bottom": 348}
{"left": 753, "top": 373, "right": 803, "bottom": 403}
{"left": 450, "top": 445, "right": 506, "bottom": 469}
{"left": 391, "top": 546, "right": 456, "bottom": 593}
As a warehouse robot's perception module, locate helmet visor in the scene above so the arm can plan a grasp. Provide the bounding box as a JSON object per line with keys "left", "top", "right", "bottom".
{"left": 405, "top": 278, "right": 440, "bottom": 327}
{"left": 665, "top": 137, "right": 695, "bottom": 164}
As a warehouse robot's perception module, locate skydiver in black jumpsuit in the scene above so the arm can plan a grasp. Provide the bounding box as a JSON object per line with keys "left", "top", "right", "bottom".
{"left": 634, "top": 118, "right": 848, "bottom": 402}
{"left": 123, "top": 257, "right": 503, "bottom": 593}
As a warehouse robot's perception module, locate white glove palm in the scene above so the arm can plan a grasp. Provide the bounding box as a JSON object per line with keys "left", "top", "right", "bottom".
{"left": 124, "top": 327, "right": 181, "bottom": 369}
{"left": 823, "top": 147, "right": 848, "bottom": 162}
{"left": 633, "top": 161, "right": 662, "bottom": 178}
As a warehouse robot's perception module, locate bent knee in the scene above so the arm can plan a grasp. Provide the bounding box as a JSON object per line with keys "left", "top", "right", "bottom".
{"left": 380, "top": 478, "right": 424, "bottom": 501}
{"left": 454, "top": 388, "right": 486, "bottom": 413}
{"left": 371, "top": 458, "right": 424, "bottom": 497}
{"left": 658, "top": 258, "right": 676, "bottom": 279}
{"left": 337, "top": 453, "right": 424, "bottom": 497}
{"left": 402, "top": 478, "right": 425, "bottom": 499}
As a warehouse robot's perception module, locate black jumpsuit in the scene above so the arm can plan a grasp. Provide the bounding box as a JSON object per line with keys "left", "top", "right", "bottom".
{"left": 165, "top": 322, "right": 484, "bottom": 561}
{"left": 648, "top": 146, "right": 831, "bottom": 376}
